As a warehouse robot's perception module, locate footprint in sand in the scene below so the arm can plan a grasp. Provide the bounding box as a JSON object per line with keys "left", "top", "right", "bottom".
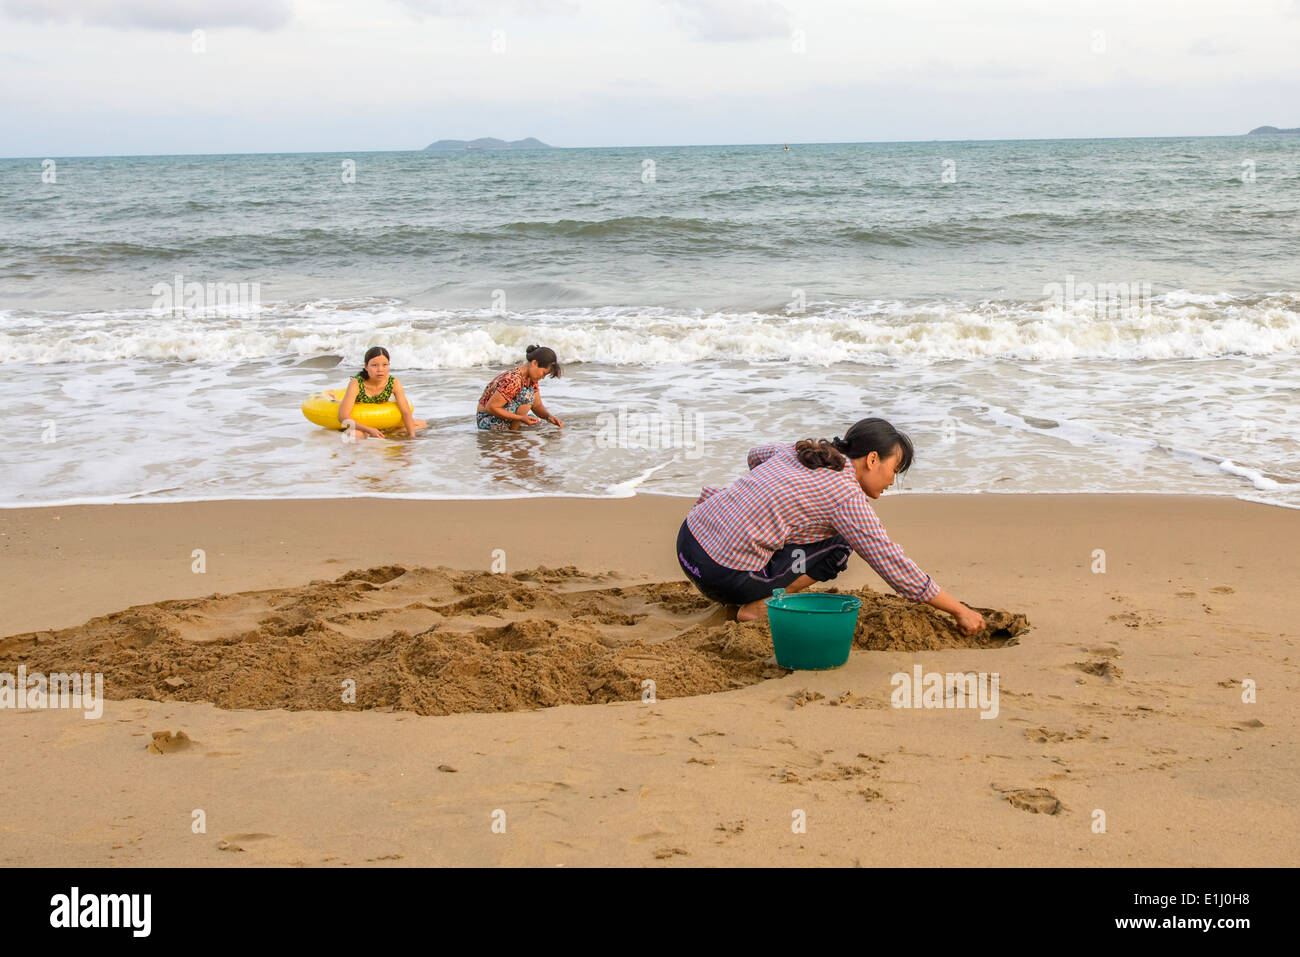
{"left": 216, "top": 833, "right": 274, "bottom": 853}
{"left": 1107, "top": 611, "right": 1163, "bottom": 628}
{"left": 714, "top": 821, "right": 745, "bottom": 839}
{"left": 811, "top": 762, "right": 870, "bottom": 781}
{"left": 687, "top": 730, "right": 726, "bottom": 744}
{"left": 1073, "top": 660, "right": 1122, "bottom": 681}
{"left": 146, "top": 730, "right": 196, "bottom": 754}
{"left": 1024, "top": 727, "right": 1090, "bottom": 744}
{"left": 788, "top": 688, "right": 824, "bottom": 708}
{"left": 629, "top": 828, "right": 669, "bottom": 843}
{"left": 1233, "top": 718, "right": 1265, "bottom": 730}
{"left": 994, "top": 785, "right": 1063, "bottom": 815}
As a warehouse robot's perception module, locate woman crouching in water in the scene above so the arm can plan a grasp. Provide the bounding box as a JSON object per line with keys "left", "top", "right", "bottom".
{"left": 677, "top": 417, "right": 985, "bottom": 634}
{"left": 338, "top": 346, "right": 426, "bottom": 439}
{"left": 475, "top": 344, "right": 564, "bottom": 432}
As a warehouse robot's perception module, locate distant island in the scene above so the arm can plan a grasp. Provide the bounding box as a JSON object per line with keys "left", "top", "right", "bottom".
{"left": 424, "top": 137, "right": 552, "bottom": 151}
{"left": 1247, "top": 126, "right": 1300, "bottom": 135}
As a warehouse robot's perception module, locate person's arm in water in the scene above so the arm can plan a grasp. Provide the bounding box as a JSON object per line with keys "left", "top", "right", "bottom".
{"left": 485, "top": 377, "right": 539, "bottom": 424}
{"left": 390, "top": 379, "right": 424, "bottom": 437}
{"left": 829, "top": 498, "right": 985, "bottom": 635}
{"left": 530, "top": 394, "right": 563, "bottom": 428}
{"left": 337, "top": 379, "right": 384, "bottom": 439}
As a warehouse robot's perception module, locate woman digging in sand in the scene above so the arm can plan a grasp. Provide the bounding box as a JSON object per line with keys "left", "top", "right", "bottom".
{"left": 475, "top": 344, "right": 565, "bottom": 432}
{"left": 676, "top": 417, "right": 985, "bottom": 634}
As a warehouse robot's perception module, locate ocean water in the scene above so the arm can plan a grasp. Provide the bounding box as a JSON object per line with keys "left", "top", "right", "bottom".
{"left": 1, "top": 137, "right": 1298, "bottom": 507}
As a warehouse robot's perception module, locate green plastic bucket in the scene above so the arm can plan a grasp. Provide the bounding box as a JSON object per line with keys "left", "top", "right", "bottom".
{"left": 765, "top": 588, "right": 862, "bottom": 670}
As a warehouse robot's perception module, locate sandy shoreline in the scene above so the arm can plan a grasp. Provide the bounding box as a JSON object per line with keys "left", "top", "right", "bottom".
{"left": 1, "top": 493, "right": 1296, "bottom": 866}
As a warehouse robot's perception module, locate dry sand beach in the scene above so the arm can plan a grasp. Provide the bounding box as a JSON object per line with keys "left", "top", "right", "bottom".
{"left": 1, "top": 493, "right": 1296, "bottom": 866}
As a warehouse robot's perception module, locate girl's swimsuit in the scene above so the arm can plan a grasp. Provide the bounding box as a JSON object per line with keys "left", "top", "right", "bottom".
{"left": 476, "top": 368, "right": 538, "bottom": 431}
{"left": 355, "top": 373, "right": 395, "bottom": 403}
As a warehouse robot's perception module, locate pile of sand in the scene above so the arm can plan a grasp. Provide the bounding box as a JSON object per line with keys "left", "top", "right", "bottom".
{"left": 830, "top": 587, "right": 1028, "bottom": 651}
{"left": 0, "top": 565, "right": 1028, "bottom": 716}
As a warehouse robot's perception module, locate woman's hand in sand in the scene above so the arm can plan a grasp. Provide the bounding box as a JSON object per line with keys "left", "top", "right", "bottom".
{"left": 954, "top": 605, "right": 985, "bottom": 636}
{"left": 545, "top": 414, "right": 564, "bottom": 428}
{"left": 521, "top": 414, "right": 541, "bottom": 425}
{"left": 926, "top": 590, "right": 984, "bottom": 636}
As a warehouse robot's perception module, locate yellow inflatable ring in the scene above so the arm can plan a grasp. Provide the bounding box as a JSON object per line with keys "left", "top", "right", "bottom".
{"left": 301, "top": 389, "right": 411, "bottom": 431}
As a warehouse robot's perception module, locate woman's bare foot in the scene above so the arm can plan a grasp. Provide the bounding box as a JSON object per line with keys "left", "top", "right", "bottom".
{"left": 735, "top": 575, "right": 818, "bottom": 621}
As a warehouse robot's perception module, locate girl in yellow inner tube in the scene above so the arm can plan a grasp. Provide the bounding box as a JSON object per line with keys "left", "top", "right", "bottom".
{"left": 338, "top": 346, "right": 427, "bottom": 439}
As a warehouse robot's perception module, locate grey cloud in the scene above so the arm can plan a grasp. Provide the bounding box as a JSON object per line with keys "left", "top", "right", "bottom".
{"left": 662, "top": 0, "right": 792, "bottom": 42}
{"left": 397, "top": 0, "right": 579, "bottom": 15}
{"left": 1187, "top": 37, "right": 1232, "bottom": 56}
{"left": 0, "top": 0, "right": 292, "bottom": 31}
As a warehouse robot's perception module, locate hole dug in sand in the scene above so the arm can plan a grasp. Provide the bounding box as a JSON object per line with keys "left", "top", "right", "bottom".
{"left": 0, "top": 566, "right": 1030, "bottom": 717}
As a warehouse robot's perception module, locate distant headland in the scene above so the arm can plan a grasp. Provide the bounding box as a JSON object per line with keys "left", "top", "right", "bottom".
{"left": 424, "top": 137, "right": 552, "bottom": 151}
{"left": 1247, "top": 126, "right": 1300, "bottom": 135}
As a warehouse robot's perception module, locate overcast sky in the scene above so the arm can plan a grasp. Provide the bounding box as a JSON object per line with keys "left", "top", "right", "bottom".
{"left": 3, "top": 0, "right": 1299, "bottom": 156}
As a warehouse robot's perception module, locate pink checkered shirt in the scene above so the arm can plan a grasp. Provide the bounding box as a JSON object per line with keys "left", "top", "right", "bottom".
{"left": 686, "top": 442, "right": 940, "bottom": 602}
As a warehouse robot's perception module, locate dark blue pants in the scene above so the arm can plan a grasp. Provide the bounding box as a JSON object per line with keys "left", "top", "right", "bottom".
{"left": 676, "top": 519, "right": 851, "bottom": 606}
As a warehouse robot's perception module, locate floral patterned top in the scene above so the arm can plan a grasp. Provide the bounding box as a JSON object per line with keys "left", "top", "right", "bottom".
{"left": 477, "top": 368, "right": 539, "bottom": 411}
{"left": 355, "top": 373, "right": 396, "bottom": 403}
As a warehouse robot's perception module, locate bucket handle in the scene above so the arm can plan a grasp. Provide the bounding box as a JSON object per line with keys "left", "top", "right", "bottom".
{"left": 770, "top": 589, "right": 859, "bottom": 613}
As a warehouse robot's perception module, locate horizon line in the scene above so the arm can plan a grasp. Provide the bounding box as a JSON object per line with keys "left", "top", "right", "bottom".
{"left": 1, "top": 130, "right": 1282, "bottom": 162}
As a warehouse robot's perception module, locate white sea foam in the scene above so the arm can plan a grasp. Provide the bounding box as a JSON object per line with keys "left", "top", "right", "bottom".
{"left": 1219, "top": 459, "right": 1283, "bottom": 490}
{"left": 3, "top": 291, "right": 1300, "bottom": 366}
{"left": 4, "top": 298, "right": 1297, "bottom": 510}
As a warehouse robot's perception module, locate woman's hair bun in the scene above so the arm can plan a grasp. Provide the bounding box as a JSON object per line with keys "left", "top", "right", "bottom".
{"left": 525, "top": 344, "right": 538, "bottom": 355}
{"left": 831, "top": 435, "right": 850, "bottom": 452}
